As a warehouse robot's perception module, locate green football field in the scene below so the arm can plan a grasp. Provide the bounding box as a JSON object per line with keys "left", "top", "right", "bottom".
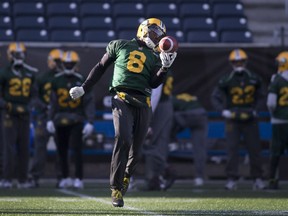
{"left": 0, "top": 179, "right": 287, "bottom": 216}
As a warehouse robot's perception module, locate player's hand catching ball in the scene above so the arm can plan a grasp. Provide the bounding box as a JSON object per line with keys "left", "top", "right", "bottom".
{"left": 69, "top": 86, "right": 85, "bottom": 99}
{"left": 159, "top": 35, "right": 178, "bottom": 68}
{"left": 160, "top": 52, "right": 177, "bottom": 68}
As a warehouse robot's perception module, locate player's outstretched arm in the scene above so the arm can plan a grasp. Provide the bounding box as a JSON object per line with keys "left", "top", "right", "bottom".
{"left": 69, "top": 53, "right": 114, "bottom": 100}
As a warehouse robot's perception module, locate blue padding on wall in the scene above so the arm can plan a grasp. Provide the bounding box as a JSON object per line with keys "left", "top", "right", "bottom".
{"left": 176, "top": 121, "right": 225, "bottom": 139}
{"left": 259, "top": 122, "right": 272, "bottom": 141}
{"left": 176, "top": 121, "right": 271, "bottom": 140}
{"left": 208, "top": 121, "right": 225, "bottom": 138}
{"left": 94, "top": 120, "right": 115, "bottom": 138}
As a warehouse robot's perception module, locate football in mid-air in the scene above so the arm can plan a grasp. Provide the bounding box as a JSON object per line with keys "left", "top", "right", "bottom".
{"left": 159, "top": 36, "right": 178, "bottom": 53}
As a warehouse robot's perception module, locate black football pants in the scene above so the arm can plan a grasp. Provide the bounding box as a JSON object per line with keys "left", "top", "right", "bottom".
{"left": 55, "top": 123, "right": 83, "bottom": 180}
{"left": 2, "top": 113, "right": 30, "bottom": 183}
{"left": 225, "top": 119, "right": 263, "bottom": 180}
{"left": 110, "top": 96, "right": 151, "bottom": 190}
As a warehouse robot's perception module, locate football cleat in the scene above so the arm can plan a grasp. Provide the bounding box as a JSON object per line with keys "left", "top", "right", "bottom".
{"left": 194, "top": 177, "right": 204, "bottom": 187}
{"left": 111, "top": 189, "right": 124, "bottom": 207}
{"left": 1, "top": 180, "right": 12, "bottom": 189}
{"left": 17, "top": 181, "right": 34, "bottom": 189}
{"left": 58, "top": 178, "right": 73, "bottom": 189}
{"left": 253, "top": 178, "right": 266, "bottom": 190}
{"left": 27, "top": 177, "right": 39, "bottom": 188}
{"left": 73, "top": 178, "right": 84, "bottom": 189}
{"left": 122, "top": 177, "right": 130, "bottom": 196}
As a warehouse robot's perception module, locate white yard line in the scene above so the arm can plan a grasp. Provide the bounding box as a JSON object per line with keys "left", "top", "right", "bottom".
{"left": 58, "top": 189, "right": 166, "bottom": 216}
{"left": 0, "top": 198, "right": 21, "bottom": 202}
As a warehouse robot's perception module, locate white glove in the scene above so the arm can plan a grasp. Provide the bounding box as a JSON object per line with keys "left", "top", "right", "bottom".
{"left": 69, "top": 86, "right": 85, "bottom": 100}
{"left": 82, "top": 123, "right": 94, "bottom": 136}
{"left": 222, "top": 110, "right": 233, "bottom": 119}
{"left": 46, "top": 120, "right": 56, "bottom": 133}
{"left": 160, "top": 52, "right": 177, "bottom": 68}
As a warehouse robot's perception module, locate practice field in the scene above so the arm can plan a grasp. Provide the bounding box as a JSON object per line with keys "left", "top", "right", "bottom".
{"left": 0, "top": 179, "right": 287, "bottom": 216}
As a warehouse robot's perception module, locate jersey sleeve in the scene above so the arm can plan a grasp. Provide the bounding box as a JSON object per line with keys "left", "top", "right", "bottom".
{"left": 106, "top": 40, "right": 117, "bottom": 58}
{"left": 268, "top": 74, "right": 279, "bottom": 94}
{"left": 106, "top": 39, "right": 127, "bottom": 59}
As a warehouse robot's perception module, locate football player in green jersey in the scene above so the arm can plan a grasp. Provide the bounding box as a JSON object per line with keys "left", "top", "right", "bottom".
{"left": 69, "top": 18, "right": 177, "bottom": 207}
{"left": 0, "top": 42, "right": 37, "bottom": 188}
{"left": 211, "top": 49, "right": 266, "bottom": 190}
{"left": 0, "top": 58, "right": 2, "bottom": 181}
{"left": 143, "top": 71, "right": 175, "bottom": 191}
{"left": 266, "top": 51, "right": 288, "bottom": 189}
{"left": 171, "top": 93, "right": 208, "bottom": 187}
{"left": 47, "top": 51, "right": 95, "bottom": 189}
{"left": 28, "top": 49, "right": 64, "bottom": 187}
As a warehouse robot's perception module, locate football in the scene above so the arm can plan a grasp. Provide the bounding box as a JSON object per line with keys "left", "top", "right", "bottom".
{"left": 159, "top": 36, "right": 178, "bottom": 53}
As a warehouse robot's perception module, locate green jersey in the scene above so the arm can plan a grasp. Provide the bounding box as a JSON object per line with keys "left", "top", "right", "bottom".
{"left": 160, "top": 71, "right": 173, "bottom": 102}
{"left": 217, "top": 70, "right": 262, "bottom": 109}
{"left": 0, "top": 65, "right": 36, "bottom": 114}
{"left": 50, "top": 72, "right": 94, "bottom": 125}
{"left": 173, "top": 93, "right": 203, "bottom": 111}
{"left": 36, "top": 69, "right": 55, "bottom": 105}
{"left": 268, "top": 74, "right": 288, "bottom": 119}
{"left": 51, "top": 72, "right": 85, "bottom": 115}
{"left": 106, "top": 39, "right": 162, "bottom": 96}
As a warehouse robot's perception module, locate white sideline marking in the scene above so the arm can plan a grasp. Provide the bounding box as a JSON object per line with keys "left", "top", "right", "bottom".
{"left": 0, "top": 198, "right": 21, "bottom": 202}
{"left": 58, "top": 189, "right": 166, "bottom": 216}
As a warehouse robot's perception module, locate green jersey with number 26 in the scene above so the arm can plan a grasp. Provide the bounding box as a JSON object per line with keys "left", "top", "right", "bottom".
{"left": 106, "top": 39, "right": 162, "bottom": 97}
{"left": 268, "top": 74, "right": 288, "bottom": 119}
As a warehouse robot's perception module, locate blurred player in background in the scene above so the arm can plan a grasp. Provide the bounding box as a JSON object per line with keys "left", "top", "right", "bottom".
{"left": 46, "top": 50, "right": 95, "bottom": 189}
{"left": 266, "top": 51, "right": 288, "bottom": 189}
{"left": 143, "top": 70, "right": 175, "bottom": 191}
{"left": 28, "top": 48, "right": 63, "bottom": 187}
{"left": 170, "top": 93, "right": 208, "bottom": 187}
{"left": 69, "top": 18, "right": 177, "bottom": 207}
{"left": 211, "top": 48, "right": 266, "bottom": 190}
{"left": 0, "top": 54, "right": 3, "bottom": 181}
{"left": 0, "top": 42, "right": 38, "bottom": 188}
